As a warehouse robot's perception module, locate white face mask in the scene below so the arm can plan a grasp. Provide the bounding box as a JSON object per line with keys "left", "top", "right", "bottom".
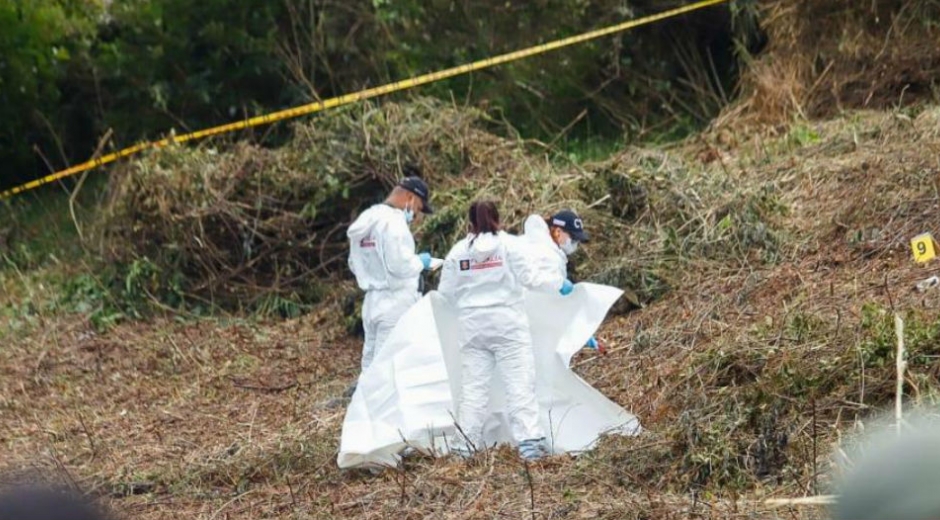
{"left": 560, "top": 236, "right": 579, "bottom": 255}
{"left": 403, "top": 204, "right": 415, "bottom": 225}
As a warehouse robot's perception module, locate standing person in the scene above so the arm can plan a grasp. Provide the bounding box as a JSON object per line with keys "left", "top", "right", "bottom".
{"left": 438, "top": 200, "right": 574, "bottom": 461}
{"left": 522, "top": 209, "right": 605, "bottom": 353}
{"left": 347, "top": 175, "right": 436, "bottom": 373}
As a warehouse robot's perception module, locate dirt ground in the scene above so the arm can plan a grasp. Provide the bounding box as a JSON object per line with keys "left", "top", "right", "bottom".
{"left": 0, "top": 309, "right": 828, "bottom": 520}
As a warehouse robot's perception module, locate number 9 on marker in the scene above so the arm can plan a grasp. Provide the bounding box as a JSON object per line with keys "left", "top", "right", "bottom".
{"left": 911, "top": 233, "right": 937, "bottom": 263}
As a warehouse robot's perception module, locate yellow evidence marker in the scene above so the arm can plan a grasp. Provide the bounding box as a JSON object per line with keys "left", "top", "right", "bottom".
{"left": 911, "top": 232, "right": 938, "bottom": 263}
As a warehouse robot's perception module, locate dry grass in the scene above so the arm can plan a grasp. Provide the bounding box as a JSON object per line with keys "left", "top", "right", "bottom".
{"left": 3, "top": 106, "right": 939, "bottom": 518}
{"left": 6, "top": 3, "right": 940, "bottom": 516}
{"left": 722, "top": 0, "right": 940, "bottom": 129}
{"left": 93, "top": 99, "right": 628, "bottom": 313}
{"left": 5, "top": 97, "right": 940, "bottom": 518}
{"left": 578, "top": 106, "right": 940, "bottom": 494}
{"left": 0, "top": 314, "right": 829, "bottom": 520}
{"left": 90, "top": 96, "right": 784, "bottom": 319}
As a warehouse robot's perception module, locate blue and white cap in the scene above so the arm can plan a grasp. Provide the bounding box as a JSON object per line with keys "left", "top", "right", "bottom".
{"left": 550, "top": 209, "right": 589, "bottom": 242}
{"left": 398, "top": 176, "right": 433, "bottom": 214}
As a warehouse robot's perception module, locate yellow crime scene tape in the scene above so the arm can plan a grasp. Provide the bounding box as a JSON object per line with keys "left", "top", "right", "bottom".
{"left": 1, "top": 0, "right": 728, "bottom": 200}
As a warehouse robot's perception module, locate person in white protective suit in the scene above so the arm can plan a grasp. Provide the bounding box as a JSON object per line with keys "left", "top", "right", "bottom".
{"left": 437, "top": 200, "right": 574, "bottom": 461}
{"left": 347, "top": 175, "right": 437, "bottom": 373}
{"left": 522, "top": 209, "right": 606, "bottom": 353}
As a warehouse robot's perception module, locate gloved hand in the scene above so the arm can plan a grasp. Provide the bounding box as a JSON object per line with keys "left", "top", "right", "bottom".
{"left": 418, "top": 252, "right": 432, "bottom": 270}
{"left": 586, "top": 336, "right": 607, "bottom": 355}
{"left": 559, "top": 279, "right": 574, "bottom": 296}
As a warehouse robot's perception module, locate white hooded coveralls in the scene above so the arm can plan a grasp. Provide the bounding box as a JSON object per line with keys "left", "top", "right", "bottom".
{"left": 437, "top": 231, "right": 565, "bottom": 450}
{"left": 522, "top": 215, "right": 568, "bottom": 279}
{"left": 347, "top": 204, "right": 425, "bottom": 370}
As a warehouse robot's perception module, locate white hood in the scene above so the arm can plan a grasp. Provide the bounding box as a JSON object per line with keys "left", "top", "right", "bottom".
{"left": 522, "top": 214, "right": 568, "bottom": 279}
{"left": 523, "top": 215, "right": 554, "bottom": 248}
{"left": 348, "top": 204, "right": 401, "bottom": 241}
{"left": 467, "top": 232, "right": 502, "bottom": 262}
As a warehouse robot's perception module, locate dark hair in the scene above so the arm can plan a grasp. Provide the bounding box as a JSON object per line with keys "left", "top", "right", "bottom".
{"left": 469, "top": 200, "right": 500, "bottom": 235}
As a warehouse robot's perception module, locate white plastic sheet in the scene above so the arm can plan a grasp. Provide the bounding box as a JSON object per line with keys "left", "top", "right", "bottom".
{"left": 337, "top": 283, "right": 641, "bottom": 469}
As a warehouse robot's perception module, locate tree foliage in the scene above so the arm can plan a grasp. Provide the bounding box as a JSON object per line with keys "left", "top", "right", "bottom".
{"left": 0, "top": 0, "right": 99, "bottom": 182}
{"left": 373, "top": 0, "right": 755, "bottom": 137}
{"left": 0, "top": 0, "right": 759, "bottom": 191}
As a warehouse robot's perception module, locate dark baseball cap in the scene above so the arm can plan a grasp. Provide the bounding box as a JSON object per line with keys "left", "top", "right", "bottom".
{"left": 550, "top": 209, "right": 589, "bottom": 242}
{"left": 398, "top": 176, "right": 433, "bottom": 214}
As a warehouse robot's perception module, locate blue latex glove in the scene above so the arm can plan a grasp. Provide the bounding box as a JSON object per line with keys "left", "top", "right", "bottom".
{"left": 559, "top": 279, "right": 574, "bottom": 296}
{"left": 586, "top": 336, "right": 607, "bottom": 354}
{"left": 418, "top": 252, "right": 432, "bottom": 270}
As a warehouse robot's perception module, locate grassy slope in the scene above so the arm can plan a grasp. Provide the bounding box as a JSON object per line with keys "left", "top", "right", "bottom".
{"left": 3, "top": 106, "right": 940, "bottom": 519}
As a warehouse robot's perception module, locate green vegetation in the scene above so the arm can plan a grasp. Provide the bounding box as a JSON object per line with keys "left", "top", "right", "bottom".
{"left": 0, "top": 0, "right": 767, "bottom": 191}
{"left": 0, "top": 0, "right": 99, "bottom": 182}
{"left": 3, "top": 1, "right": 940, "bottom": 518}
{"left": 1, "top": 97, "right": 787, "bottom": 329}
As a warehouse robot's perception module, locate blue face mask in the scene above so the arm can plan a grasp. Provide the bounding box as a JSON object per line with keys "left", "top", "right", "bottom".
{"left": 403, "top": 205, "right": 415, "bottom": 225}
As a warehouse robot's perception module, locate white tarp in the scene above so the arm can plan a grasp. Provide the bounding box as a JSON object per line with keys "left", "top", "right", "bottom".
{"left": 337, "top": 283, "right": 641, "bottom": 469}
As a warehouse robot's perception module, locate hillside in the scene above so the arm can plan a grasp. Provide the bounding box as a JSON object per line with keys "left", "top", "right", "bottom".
{"left": 3, "top": 104, "right": 940, "bottom": 519}
{"left": 3, "top": 0, "right": 940, "bottom": 518}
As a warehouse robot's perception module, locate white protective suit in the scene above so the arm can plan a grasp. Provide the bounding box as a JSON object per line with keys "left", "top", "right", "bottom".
{"left": 522, "top": 215, "right": 568, "bottom": 279}
{"left": 347, "top": 204, "right": 424, "bottom": 370}
{"left": 336, "top": 283, "right": 642, "bottom": 468}
{"left": 436, "top": 231, "right": 564, "bottom": 450}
